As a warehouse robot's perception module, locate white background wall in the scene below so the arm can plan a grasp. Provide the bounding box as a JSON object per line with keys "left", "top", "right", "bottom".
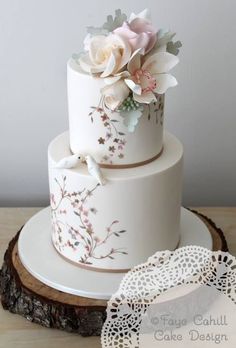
{"left": 0, "top": 0, "right": 236, "bottom": 207}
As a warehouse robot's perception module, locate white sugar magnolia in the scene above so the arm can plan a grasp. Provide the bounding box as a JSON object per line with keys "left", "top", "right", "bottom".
{"left": 79, "top": 34, "right": 131, "bottom": 78}
{"left": 102, "top": 50, "right": 179, "bottom": 108}
{"left": 125, "top": 50, "right": 179, "bottom": 103}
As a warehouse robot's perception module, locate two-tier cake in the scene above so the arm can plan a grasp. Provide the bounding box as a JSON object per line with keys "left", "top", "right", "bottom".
{"left": 48, "top": 9, "right": 183, "bottom": 272}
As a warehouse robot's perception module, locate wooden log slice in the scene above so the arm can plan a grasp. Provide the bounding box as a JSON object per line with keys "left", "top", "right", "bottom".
{"left": 0, "top": 209, "right": 228, "bottom": 336}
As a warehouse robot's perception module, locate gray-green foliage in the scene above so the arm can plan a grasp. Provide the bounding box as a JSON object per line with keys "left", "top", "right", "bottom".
{"left": 87, "top": 9, "right": 127, "bottom": 36}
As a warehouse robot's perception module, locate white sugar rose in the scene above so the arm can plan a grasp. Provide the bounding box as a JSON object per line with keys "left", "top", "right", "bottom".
{"left": 101, "top": 79, "right": 130, "bottom": 110}
{"left": 79, "top": 34, "right": 131, "bottom": 78}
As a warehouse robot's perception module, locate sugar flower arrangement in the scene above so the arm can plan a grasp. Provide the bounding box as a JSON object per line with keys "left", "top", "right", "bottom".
{"left": 73, "top": 9, "right": 182, "bottom": 132}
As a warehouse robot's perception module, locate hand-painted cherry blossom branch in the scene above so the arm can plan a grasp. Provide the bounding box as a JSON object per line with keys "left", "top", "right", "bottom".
{"left": 51, "top": 176, "right": 73, "bottom": 211}
{"left": 51, "top": 176, "right": 127, "bottom": 265}
{"left": 72, "top": 183, "right": 127, "bottom": 264}
{"left": 89, "top": 97, "right": 127, "bottom": 164}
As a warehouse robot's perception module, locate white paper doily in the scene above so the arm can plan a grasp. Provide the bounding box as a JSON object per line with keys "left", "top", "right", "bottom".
{"left": 101, "top": 247, "right": 236, "bottom": 347}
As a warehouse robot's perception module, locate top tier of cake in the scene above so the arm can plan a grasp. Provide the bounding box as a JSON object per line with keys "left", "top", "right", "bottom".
{"left": 68, "top": 9, "right": 181, "bottom": 167}
{"left": 68, "top": 59, "right": 164, "bottom": 167}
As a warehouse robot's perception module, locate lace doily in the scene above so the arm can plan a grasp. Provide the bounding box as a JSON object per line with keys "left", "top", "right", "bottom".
{"left": 101, "top": 246, "right": 236, "bottom": 348}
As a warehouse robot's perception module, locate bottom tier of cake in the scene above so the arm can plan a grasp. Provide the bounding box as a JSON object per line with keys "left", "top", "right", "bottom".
{"left": 48, "top": 131, "right": 183, "bottom": 271}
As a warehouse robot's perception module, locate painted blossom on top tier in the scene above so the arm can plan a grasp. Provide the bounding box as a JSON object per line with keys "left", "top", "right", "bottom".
{"left": 73, "top": 9, "right": 182, "bottom": 133}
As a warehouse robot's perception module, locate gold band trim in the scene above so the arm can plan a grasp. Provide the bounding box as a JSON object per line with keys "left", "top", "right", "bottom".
{"left": 70, "top": 147, "right": 164, "bottom": 169}
{"left": 52, "top": 239, "right": 130, "bottom": 273}
{"left": 99, "top": 147, "right": 164, "bottom": 169}
{"left": 52, "top": 233, "right": 180, "bottom": 274}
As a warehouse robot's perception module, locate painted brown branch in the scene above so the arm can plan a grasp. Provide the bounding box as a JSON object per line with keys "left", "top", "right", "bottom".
{"left": 52, "top": 177, "right": 127, "bottom": 265}
{"left": 89, "top": 99, "right": 126, "bottom": 163}
{"left": 91, "top": 247, "right": 128, "bottom": 260}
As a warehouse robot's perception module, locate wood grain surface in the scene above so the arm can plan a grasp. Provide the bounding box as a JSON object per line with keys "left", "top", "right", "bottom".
{"left": 0, "top": 207, "right": 235, "bottom": 348}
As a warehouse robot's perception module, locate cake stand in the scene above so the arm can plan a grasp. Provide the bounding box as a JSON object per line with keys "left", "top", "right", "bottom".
{"left": 0, "top": 207, "right": 228, "bottom": 336}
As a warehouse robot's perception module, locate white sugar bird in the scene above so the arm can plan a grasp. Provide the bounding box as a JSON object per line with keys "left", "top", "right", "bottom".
{"left": 85, "top": 155, "right": 106, "bottom": 185}
{"left": 55, "top": 154, "right": 82, "bottom": 169}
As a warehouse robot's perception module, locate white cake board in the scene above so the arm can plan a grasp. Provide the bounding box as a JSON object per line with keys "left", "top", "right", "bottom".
{"left": 18, "top": 207, "right": 212, "bottom": 300}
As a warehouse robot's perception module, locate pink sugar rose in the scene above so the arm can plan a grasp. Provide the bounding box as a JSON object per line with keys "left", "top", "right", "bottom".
{"left": 114, "top": 18, "right": 157, "bottom": 54}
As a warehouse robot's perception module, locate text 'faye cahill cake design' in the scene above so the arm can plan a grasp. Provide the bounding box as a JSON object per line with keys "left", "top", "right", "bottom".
{"left": 48, "top": 9, "right": 183, "bottom": 271}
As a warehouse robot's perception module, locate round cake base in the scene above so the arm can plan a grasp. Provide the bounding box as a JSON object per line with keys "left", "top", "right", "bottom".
{"left": 0, "top": 208, "right": 228, "bottom": 336}
{"left": 17, "top": 207, "right": 214, "bottom": 299}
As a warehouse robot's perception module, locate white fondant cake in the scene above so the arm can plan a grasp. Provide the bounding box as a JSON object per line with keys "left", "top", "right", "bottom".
{"left": 48, "top": 9, "right": 183, "bottom": 272}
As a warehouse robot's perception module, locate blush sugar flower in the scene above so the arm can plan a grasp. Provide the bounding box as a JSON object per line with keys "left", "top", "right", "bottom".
{"left": 113, "top": 17, "right": 157, "bottom": 54}
{"left": 75, "top": 8, "right": 181, "bottom": 119}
